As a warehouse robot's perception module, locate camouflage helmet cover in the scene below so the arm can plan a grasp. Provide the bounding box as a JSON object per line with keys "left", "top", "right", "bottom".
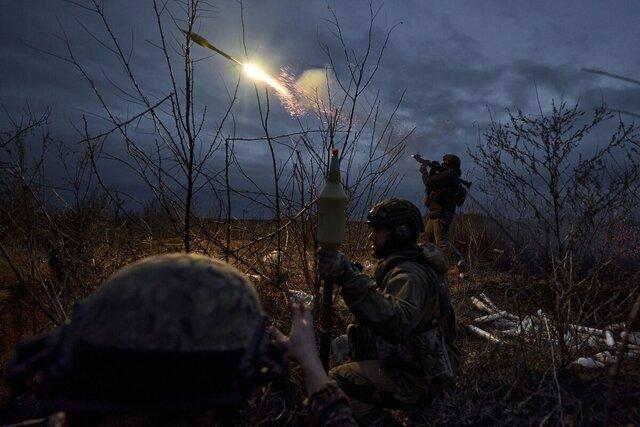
{"left": 67, "top": 253, "right": 265, "bottom": 352}
{"left": 366, "top": 198, "right": 424, "bottom": 239}
{"left": 6, "top": 253, "right": 272, "bottom": 412}
{"left": 442, "top": 154, "right": 461, "bottom": 168}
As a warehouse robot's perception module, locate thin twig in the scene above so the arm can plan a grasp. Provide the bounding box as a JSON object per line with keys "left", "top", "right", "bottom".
{"left": 543, "top": 316, "right": 565, "bottom": 427}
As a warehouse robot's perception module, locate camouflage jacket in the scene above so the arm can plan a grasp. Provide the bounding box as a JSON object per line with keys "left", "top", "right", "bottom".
{"left": 421, "top": 167, "right": 460, "bottom": 218}
{"left": 340, "top": 244, "right": 459, "bottom": 384}
{"left": 307, "top": 381, "right": 358, "bottom": 426}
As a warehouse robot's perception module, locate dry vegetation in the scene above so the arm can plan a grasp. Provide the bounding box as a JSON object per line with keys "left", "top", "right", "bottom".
{"left": 1, "top": 203, "right": 639, "bottom": 425}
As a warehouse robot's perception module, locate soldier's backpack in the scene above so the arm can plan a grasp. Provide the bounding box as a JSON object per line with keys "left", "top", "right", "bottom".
{"left": 455, "top": 183, "right": 467, "bottom": 207}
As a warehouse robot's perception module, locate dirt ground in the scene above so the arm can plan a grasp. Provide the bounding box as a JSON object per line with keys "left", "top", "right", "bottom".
{"left": 1, "top": 231, "right": 639, "bottom": 425}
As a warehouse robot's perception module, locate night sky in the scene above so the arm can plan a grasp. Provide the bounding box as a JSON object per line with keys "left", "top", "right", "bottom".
{"left": 1, "top": 0, "right": 639, "bottom": 216}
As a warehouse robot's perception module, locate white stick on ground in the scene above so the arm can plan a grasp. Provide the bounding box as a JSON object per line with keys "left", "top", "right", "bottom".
{"left": 570, "top": 324, "right": 605, "bottom": 336}
{"left": 620, "top": 331, "right": 640, "bottom": 346}
{"left": 479, "top": 292, "right": 500, "bottom": 312}
{"left": 594, "top": 351, "right": 615, "bottom": 364}
{"left": 470, "top": 296, "right": 494, "bottom": 314}
{"left": 605, "top": 330, "right": 616, "bottom": 348}
{"left": 476, "top": 293, "right": 521, "bottom": 321}
{"left": 607, "top": 322, "right": 626, "bottom": 330}
{"left": 467, "top": 325, "right": 502, "bottom": 343}
{"left": 593, "top": 350, "right": 639, "bottom": 365}
{"left": 574, "top": 357, "right": 605, "bottom": 369}
{"left": 474, "top": 311, "right": 511, "bottom": 323}
{"left": 468, "top": 296, "right": 639, "bottom": 357}
{"left": 501, "top": 316, "right": 536, "bottom": 336}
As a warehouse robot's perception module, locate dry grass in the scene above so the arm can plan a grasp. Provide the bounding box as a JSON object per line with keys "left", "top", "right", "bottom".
{"left": 1, "top": 215, "right": 639, "bottom": 425}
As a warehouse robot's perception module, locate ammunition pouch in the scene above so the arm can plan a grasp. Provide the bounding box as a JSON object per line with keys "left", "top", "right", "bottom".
{"left": 455, "top": 184, "right": 467, "bottom": 207}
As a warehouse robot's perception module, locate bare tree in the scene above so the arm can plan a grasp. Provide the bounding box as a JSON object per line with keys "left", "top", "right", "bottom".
{"left": 48, "top": 0, "right": 412, "bottom": 300}
{"left": 471, "top": 100, "right": 639, "bottom": 267}
{"left": 62, "top": 0, "right": 237, "bottom": 254}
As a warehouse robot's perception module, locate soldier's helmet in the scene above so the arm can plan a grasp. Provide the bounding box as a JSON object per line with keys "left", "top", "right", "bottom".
{"left": 366, "top": 198, "right": 424, "bottom": 243}
{"left": 442, "top": 154, "right": 461, "bottom": 168}
{"left": 7, "top": 253, "right": 280, "bottom": 413}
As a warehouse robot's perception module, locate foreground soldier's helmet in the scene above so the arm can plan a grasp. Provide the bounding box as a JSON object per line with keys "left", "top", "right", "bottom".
{"left": 6, "top": 254, "right": 279, "bottom": 412}
{"left": 442, "top": 154, "right": 461, "bottom": 168}
{"left": 366, "top": 198, "right": 424, "bottom": 243}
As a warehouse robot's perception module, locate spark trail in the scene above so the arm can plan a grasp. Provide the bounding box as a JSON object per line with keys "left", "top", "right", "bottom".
{"left": 185, "top": 30, "right": 306, "bottom": 116}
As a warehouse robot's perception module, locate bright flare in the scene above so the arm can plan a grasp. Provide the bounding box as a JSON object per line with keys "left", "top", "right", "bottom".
{"left": 243, "top": 63, "right": 305, "bottom": 115}
{"left": 185, "top": 30, "right": 309, "bottom": 115}
{"left": 243, "top": 63, "right": 288, "bottom": 94}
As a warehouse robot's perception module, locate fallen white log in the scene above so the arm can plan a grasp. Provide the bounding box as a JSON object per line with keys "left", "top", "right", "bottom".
{"left": 574, "top": 357, "right": 605, "bottom": 369}
{"left": 479, "top": 292, "right": 500, "bottom": 312}
{"left": 607, "top": 322, "right": 626, "bottom": 330}
{"left": 503, "top": 312, "right": 520, "bottom": 321}
{"left": 501, "top": 316, "right": 536, "bottom": 336}
{"left": 605, "top": 330, "right": 616, "bottom": 348}
{"left": 478, "top": 293, "right": 520, "bottom": 321}
{"left": 570, "top": 324, "right": 605, "bottom": 336}
{"left": 467, "top": 325, "right": 502, "bottom": 343}
{"left": 542, "top": 320, "right": 612, "bottom": 349}
{"left": 470, "top": 296, "right": 494, "bottom": 314}
{"left": 468, "top": 299, "right": 638, "bottom": 356}
{"left": 499, "top": 312, "right": 611, "bottom": 351}
{"left": 493, "top": 319, "right": 520, "bottom": 330}
{"left": 620, "top": 331, "right": 640, "bottom": 346}
{"left": 474, "top": 311, "right": 512, "bottom": 323}
{"left": 594, "top": 351, "right": 615, "bottom": 364}
{"left": 585, "top": 335, "right": 609, "bottom": 349}
{"left": 593, "top": 350, "right": 639, "bottom": 364}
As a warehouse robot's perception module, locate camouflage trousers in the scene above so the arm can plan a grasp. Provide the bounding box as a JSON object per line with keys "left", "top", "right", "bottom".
{"left": 329, "top": 361, "right": 428, "bottom": 426}
{"left": 424, "top": 217, "right": 463, "bottom": 263}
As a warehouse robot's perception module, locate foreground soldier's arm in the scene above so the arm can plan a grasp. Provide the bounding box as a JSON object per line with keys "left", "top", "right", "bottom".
{"left": 271, "top": 301, "right": 358, "bottom": 427}
{"left": 307, "top": 382, "right": 358, "bottom": 427}
{"left": 339, "top": 265, "right": 431, "bottom": 343}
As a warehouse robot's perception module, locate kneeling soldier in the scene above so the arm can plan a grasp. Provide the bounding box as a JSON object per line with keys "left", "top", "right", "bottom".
{"left": 318, "top": 199, "right": 460, "bottom": 425}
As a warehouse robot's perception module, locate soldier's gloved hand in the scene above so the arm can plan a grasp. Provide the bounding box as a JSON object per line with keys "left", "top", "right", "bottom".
{"left": 317, "top": 249, "right": 354, "bottom": 285}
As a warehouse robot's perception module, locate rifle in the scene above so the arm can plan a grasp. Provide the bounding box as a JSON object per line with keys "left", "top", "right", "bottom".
{"left": 412, "top": 153, "right": 440, "bottom": 169}
{"left": 413, "top": 152, "right": 472, "bottom": 188}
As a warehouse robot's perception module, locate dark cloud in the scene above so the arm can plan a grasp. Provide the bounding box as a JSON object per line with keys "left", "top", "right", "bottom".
{"left": 1, "top": 0, "right": 639, "bottom": 215}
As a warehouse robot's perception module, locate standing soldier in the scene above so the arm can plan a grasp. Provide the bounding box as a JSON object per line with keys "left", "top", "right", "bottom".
{"left": 420, "top": 154, "right": 467, "bottom": 268}
{"left": 318, "top": 199, "right": 459, "bottom": 425}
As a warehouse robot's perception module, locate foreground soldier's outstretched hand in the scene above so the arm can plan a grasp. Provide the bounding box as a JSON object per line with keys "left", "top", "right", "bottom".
{"left": 270, "top": 299, "right": 329, "bottom": 395}
{"left": 270, "top": 299, "right": 316, "bottom": 365}
{"left": 317, "top": 249, "right": 354, "bottom": 284}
